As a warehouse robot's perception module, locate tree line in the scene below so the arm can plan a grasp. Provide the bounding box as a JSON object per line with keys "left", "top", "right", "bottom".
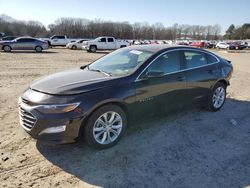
{"left": 224, "top": 24, "right": 250, "bottom": 40}
{"left": 0, "top": 15, "right": 248, "bottom": 40}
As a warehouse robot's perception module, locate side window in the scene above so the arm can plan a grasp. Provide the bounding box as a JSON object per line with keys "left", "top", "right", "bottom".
{"left": 206, "top": 54, "right": 218, "bottom": 64}
{"left": 184, "top": 51, "right": 207, "bottom": 68}
{"left": 108, "top": 38, "right": 114, "bottom": 42}
{"left": 100, "top": 38, "right": 106, "bottom": 42}
{"left": 17, "top": 38, "right": 28, "bottom": 42}
{"left": 51, "top": 36, "right": 58, "bottom": 39}
{"left": 27, "top": 39, "right": 35, "bottom": 42}
{"left": 58, "top": 36, "right": 65, "bottom": 39}
{"left": 148, "top": 51, "right": 181, "bottom": 74}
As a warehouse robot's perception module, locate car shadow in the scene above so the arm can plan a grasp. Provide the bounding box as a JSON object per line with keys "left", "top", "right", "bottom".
{"left": 36, "top": 98, "right": 250, "bottom": 187}
{"left": 1, "top": 50, "right": 58, "bottom": 54}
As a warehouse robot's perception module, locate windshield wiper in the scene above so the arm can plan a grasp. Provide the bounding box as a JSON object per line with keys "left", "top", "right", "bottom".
{"left": 88, "top": 67, "right": 112, "bottom": 76}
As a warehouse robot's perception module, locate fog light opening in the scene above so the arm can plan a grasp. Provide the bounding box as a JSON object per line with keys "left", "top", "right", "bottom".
{"left": 39, "top": 125, "right": 66, "bottom": 135}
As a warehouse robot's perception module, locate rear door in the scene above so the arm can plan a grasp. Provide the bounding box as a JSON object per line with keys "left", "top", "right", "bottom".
{"left": 107, "top": 37, "right": 116, "bottom": 50}
{"left": 182, "top": 49, "right": 220, "bottom": 104}
{"left": 135, "top": 50, "right": 187, "bottom": 116}
{"left": 26, "top": 38, "right": 36, "bottom": 49}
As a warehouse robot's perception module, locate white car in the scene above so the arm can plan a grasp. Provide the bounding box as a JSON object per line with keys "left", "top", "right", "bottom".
{"left": 66, "top": 39, "right": 88, "bottom": 50}
{"left": 82, "top": 36, "right": 129, "bottom": 52}
{"left": 40, "top": 35, "right": 77, "bottom": 47}
{"left": 216, "top": 42, "right": 230, "bottom": 49}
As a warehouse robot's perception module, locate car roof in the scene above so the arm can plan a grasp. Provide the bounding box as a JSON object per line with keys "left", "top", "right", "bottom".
{"left": 125, "top": 44, "right": 204, "bottom": 53}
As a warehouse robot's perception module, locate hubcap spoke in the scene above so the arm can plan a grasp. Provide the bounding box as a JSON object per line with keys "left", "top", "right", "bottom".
{"left": 101, "top": 132, "right": 108, "bottom": 143}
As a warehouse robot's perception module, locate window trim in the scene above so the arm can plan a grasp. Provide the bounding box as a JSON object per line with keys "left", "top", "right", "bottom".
{"left": 135, "top": 48, "right": 219, "bottom": 82}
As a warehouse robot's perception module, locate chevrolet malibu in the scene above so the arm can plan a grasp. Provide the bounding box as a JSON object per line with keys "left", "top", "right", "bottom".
{"left": 0, "top": 37, "right": 48, "bottom": 52}
{"left": 18, "top": 45, "right": 233, "bottom": 149}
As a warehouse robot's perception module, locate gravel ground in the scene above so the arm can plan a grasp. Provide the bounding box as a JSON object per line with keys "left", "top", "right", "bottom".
{"left": 0, "top": 48, "right": 250, "bottom": 188}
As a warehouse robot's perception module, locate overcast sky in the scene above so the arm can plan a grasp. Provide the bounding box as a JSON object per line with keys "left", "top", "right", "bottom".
{"left": 0, "top": 0, "right": 249, "bottom": 33}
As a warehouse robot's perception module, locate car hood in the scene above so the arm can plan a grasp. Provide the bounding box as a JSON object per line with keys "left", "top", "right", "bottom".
{"left": 0, "top": 41, "right": 12, "bottom": 44}
{"left": 30, "top": 67, "right": 119, "bottom": 95}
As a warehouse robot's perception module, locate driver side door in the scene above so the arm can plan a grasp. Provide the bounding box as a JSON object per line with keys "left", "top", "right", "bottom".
{"left": 135, "top": 50, "right": 187, "bottom": 117}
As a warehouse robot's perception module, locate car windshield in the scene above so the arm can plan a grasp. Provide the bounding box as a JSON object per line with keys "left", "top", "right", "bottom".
{"left": 88, "top": 48, "right": 153, "bottom": 76}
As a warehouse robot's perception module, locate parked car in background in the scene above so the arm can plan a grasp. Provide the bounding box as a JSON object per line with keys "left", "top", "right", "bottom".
{"left": 176, "top": 41, "right": 189, "bottom": 46}
{"left": 205, "top": 42, "right": 216, "bottom": 49}
{"left": 40, "top": 35, "right": 77, "bottom": 47}
{"left": 0, "top": 32, "right": 5, "bottom": 39}
{"left": 0, "top": 36, "right": 18, "bottom": 41}
{"left": 216, "top": 42, "right": 230, "bottom": 49}
{"left": 0, "top": 37, "right": 49, "bottom": 52}
{"left": 18, "top": 45, "right": 233, "bottom": 149}
{"left": 66, "top": 39, "right": 89, "bottom": 50}
{"left": 229, "top": 42, "right": 247, "bottom": 50}
{"left": 190, "top": 42, "right": 205, "bottom": 48}
{"left": 82, "top": 36, "right": 129, "bottom": 52}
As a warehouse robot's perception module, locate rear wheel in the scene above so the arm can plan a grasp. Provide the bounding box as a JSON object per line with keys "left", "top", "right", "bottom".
{"left": 207, "top": 82, "right": 226, "bottom": 111}
{"left": 3, "top": 45, "right": 11, "bottom": 52}
{"left": 84, "top": 105, "right": 127, "bottom": 149}
{"left": 71, "top": 45, "right": 77, "bottom": 50}
{"left": 35, "top": 46, "right": 43, "bottom": 52}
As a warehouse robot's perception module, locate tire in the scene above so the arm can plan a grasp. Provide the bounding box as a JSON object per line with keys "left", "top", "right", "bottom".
{"left": 84, "top": 105, "right": 127, "bottom": 149}
{"left": 207, "top": 82, "right": 226, "bottom": 112}
{"left": 71, "top": 45, "right": 77, "bottom": 50}
{"left": 89, "top": 45, "right": 97, "bottom": 53}
{"left": 35, "top": 46, "right": 43, "bottom": 52}
{"left": 3, "top": 45, "right": 11, "bottom": 52}
{"left": 120, "top": 45, "right": 126, "bottom": 48}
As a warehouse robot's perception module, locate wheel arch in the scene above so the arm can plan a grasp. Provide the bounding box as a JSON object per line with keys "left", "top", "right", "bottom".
{"left": 78, "top": 99, "right": 129, "bottom": 138}
{"left": 210, "top": 79, "right": 229, "bottom": 91}
{"left": 2, "top": 45, "right": 12, "bottom": 50}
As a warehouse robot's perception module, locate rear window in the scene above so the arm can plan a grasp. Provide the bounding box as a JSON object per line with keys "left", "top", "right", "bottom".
{"left": 206, "top": 54, "right": 218, "bottom": 64}
{"left": 184, "top": 51, "right": 207, "bottom": 68}
{"left": 108, "top": 38, "right": 114, "bottom": 42}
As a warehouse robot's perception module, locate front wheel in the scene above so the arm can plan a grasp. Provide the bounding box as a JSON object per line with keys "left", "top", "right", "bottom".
{"left": 207, "top": 82, "right": 226, "bottom": 111}
{"left": 35, "top": 46, "right": 43, "bottom": 52}
{"left": 84, "top": 105, "right": 127, "bottom": 149}
{"left": 3, "top": 45, "right": 11, "bottom": 52}
{"left": 89, "top": 45, "right": 97, "bottom": 53}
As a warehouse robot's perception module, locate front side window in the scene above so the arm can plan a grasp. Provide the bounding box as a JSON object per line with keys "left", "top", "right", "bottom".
{"left": 147, "top": 51, "right": 181, "bottom": 74}
{"left": 88, "top": 48, "right": 153, "bottom": 76}
{"left": 100, "top": 38, "right": 106, "bottom": 42}
{"left": 184, "top": 51, "right": 207, "bottom": 68}
{"left": 17, "top": 38, "right": 29, "bottom": 42}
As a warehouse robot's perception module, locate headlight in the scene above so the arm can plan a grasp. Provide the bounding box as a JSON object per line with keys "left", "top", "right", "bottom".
{"left": 36, "top": 102, "right": 80, "bottom": 114}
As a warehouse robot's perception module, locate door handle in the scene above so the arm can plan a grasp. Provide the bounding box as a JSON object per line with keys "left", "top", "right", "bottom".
{"left": 176, "top": 76, "right": 186, "bottom": 81}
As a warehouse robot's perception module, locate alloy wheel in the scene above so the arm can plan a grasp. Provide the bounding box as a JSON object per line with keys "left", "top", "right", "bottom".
{"left": 93, "top": 111, "right": 123, "bottom": 145}
{"left": 212, "top": 86, "right": 225, "bottom": 109}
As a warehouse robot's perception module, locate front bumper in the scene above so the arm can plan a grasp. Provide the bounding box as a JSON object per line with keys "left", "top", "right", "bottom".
{"left": 18, "top": 102, "right": 85, "bottom": 144}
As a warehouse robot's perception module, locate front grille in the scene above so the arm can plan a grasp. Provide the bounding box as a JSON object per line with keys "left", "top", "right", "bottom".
{"left": 19, "top": 107, "right": 37, "bottom": 130}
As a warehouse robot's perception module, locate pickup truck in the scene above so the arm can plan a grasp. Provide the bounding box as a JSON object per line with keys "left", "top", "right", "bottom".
{"left": 82, "top": 36, "right": 130, "bottom": 52}
{"left": 40, "top": 35, "right": 78, "bottom": 47}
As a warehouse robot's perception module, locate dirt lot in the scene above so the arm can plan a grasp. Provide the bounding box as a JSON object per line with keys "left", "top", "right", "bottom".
{"left": 0, "top": 48, "right": 250, "bottom": 188}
